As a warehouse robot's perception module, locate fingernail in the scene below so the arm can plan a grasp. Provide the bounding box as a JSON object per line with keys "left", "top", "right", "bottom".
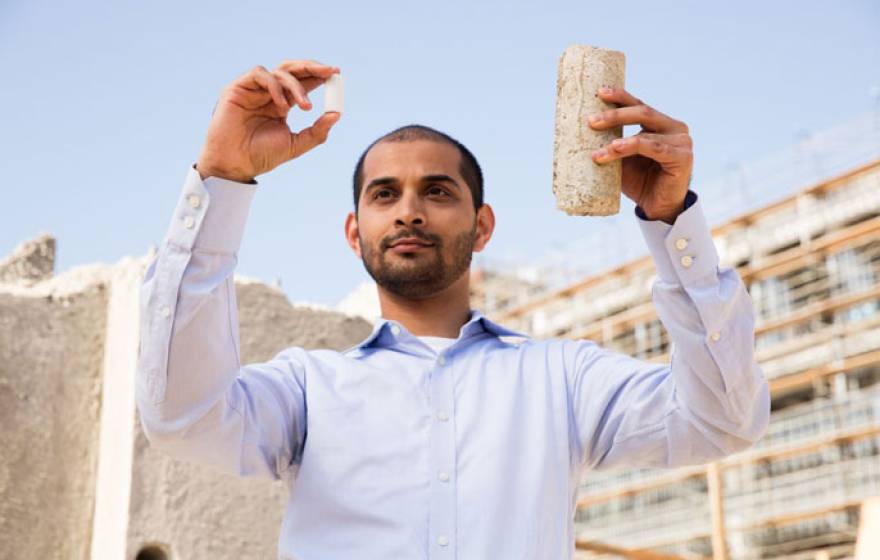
{"left": 612, "top": 139, "right": 624, "bottom": 147}
{"left": 589, "top": 114, "right": 603, "bottom": 124}
{"left": 594, "top": 149, "right": 607, "bottom": 158}
{"left": 601, "top": 86, "right": 613, "bottom": 94}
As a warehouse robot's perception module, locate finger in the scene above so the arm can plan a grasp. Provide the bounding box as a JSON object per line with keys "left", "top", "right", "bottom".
{"left": 300, "top": 76, "right": 328, "bottom": 94}
{"left": 273, "top": 69, "right": 311, "bottom": 110}
{"left": 288, "top": 112, "right": 341, "bottom": 160}
{"left": 224, "top": 67, "right": 273, "bottom": 110}
{"left": 595, "top": 86, "right": 643, "bottom": 107}
{"left": 616, "top": 132, "right": 692, "bottom": 150}
{"left": 276, "top": 59, "right": 340, "bottom": 80}
{"left": 249, "top": 66, "right": 289, "bottom": 111}
{"left": 588, "top": 104, "right": 688, "bottom": 134}
{"left": 593, "top": 134, "right": 692, "bottom": 166}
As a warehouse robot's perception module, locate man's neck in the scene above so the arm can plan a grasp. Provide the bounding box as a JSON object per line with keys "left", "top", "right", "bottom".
{"left": 376, "top": 276, "right": 472, "bottom": 338}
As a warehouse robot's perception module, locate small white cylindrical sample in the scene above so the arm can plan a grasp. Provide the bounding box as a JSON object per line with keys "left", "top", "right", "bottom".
{"left": 324, "top": 74, "right": 344, "bottom": 114}
{"left": 553, "top": 45, "right": 626, "bottom": 216}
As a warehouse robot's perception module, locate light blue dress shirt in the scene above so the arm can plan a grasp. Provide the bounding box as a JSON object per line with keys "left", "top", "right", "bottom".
{"left": 136, "top": 166, "right": 770, "bottom": 559}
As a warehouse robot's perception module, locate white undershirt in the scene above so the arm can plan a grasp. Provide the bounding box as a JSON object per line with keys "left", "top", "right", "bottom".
{"left": 416, "top": 335, "right": 456, "bottom": 352}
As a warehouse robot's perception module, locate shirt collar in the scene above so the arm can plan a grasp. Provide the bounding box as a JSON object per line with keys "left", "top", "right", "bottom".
{"left": 349, "top": 308, "right": 529, "bottom": 353}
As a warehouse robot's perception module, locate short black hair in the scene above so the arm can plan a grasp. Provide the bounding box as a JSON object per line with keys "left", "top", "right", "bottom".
{"left": 352, "top": 124, "right": 484, "bottom": 213}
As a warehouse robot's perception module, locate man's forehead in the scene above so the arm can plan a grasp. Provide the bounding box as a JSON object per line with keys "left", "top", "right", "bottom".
{"left": 362, "top": 139, "right": 462, "bottom": 180}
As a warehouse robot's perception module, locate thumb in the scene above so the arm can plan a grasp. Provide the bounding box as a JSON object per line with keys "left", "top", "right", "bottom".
{"left": 287, "top": 112, "right": 340, "bottom": 160}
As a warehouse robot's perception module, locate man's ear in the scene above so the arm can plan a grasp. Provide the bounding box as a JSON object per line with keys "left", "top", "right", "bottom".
{"left": 344, "top": 211, "right": 362, "bottom": 258}
{"left": 473, "top": 203, "right": 495, "bottom": 253}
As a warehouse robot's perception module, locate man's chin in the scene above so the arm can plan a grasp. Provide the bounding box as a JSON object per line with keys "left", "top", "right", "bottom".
{"left": 370, "top": 266, "right": 449, "bottom": 297}
{"left": 378, "top": 279, "right": 450, "bottom": 299}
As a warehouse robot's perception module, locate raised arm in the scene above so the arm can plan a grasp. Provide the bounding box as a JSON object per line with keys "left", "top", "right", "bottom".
{"left": 567, "top": 192, "right": 770, "bottom": 470}
{"left": 566, "top": 87, "right": 770, "bottom": 470}
{"left": 135, "top": 60, "right": 341, "bottom": 479}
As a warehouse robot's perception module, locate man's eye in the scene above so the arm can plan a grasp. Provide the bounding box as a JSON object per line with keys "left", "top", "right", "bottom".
{"left": 374, "top": 189, "right": 395, "bottom": 199}
{"left": 428, "top": 186, "right": 449, "bottom": 196}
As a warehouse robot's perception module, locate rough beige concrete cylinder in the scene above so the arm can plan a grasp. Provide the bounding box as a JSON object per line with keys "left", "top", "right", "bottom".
{"left": 553, "top": 45, "right": 625, "bottom": 216}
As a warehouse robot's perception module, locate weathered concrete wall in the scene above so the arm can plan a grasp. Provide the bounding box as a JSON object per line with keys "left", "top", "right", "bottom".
{"left": 0, "top": 236, "right": 109, "bottom": 559}
{"left": 0, "top": 235, "right": 373, "bottom": 559}
{"left": 235, "top": 280, "right": 373, "bottom": 355}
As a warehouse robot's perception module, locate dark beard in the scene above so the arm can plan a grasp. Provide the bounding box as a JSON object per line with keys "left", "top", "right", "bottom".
{"left": 360, "top": 225, "right": 476, "bottom": 299}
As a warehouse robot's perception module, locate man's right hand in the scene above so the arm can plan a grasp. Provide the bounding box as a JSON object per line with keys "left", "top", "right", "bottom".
{"left": 196, "top": 60, "right": 341, "bottom": 183}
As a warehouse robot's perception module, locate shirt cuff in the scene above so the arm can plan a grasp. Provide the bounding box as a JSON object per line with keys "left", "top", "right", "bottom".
{"left": 162, "top": 164, "right": 258, "bottom": 253}
{"left": 635, "top": 190, "right": 720, "bottom": 285}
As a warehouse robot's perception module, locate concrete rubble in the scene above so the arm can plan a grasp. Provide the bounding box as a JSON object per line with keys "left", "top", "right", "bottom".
{"left": 0, "top": 233, "right": 56, "bottom": 285}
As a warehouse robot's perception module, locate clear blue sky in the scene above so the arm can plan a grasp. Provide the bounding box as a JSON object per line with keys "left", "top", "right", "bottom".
{"left": 1, "top": 1, "right": 877, "bottom": 306}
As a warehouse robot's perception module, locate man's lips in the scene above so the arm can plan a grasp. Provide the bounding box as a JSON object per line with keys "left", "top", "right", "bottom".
{"left": 387, "top": 237, "right": 435, "bottom": 252}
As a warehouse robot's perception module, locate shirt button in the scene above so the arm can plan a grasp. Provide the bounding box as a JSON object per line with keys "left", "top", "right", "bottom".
{"left": 680, "top": 255, "right": 693, "bottom": 268}
{"left": 390, "top": 325, "right": 401, "bottom": 336}
{"left": 438, "top": 471, "right": 450, "bottom": 482}
{"left": 710, "top": 331, "right": 721, "bottom": 341}
{"left": 438, "top": 355, "right": 446, "bottom": 366}
{"left": 437, "top": 536, "right": 449, "bottom": 547}
{"left": 188, "top": 194, "right": 201, "bottom": 208}
{"left": 675, "top": 238, "right": 688, "bottom": 250}
{"left": 160, "top": 305, "right": 171, "bottom": 318}
{"left": 436, "top": 410, "right": 449, "bottom": 422}
{"left": 183, "top": 216, "right": 195, "bottom": 229}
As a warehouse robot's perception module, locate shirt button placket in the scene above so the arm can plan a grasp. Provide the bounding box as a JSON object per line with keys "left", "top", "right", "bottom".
{"left": 428, "top": 351, "right": 455, "bottom": 558}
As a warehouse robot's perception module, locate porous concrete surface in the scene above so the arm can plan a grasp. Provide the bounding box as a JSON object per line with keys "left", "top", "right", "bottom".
{"left": 553, "top": 44, "right": 625, "bottom": 216}
{"left": 0, "top": 234, "right": 374, "bottom": 559}
{"left": 127, "top": 425, "right": 289, "bottom": 560}
{"left": 0, "top": 259, "right": 108, "bottom": 559}
{"left": 0, "top": 232, "right": 56, "bottom": 285}
{"left": 235, "top": 279, "right": 374, "bottom": 356}
{"left": 127, "top": 280, "right": 372, "bottom": 559}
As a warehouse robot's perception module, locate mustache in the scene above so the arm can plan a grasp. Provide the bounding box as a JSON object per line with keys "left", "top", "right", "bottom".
{"left": 381, "top": 230, "right": 441, "bottom": 250}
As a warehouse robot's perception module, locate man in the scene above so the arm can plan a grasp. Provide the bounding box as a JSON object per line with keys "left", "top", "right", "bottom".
{"left": 136, "top": 59, "right": 770, "bottom": 559}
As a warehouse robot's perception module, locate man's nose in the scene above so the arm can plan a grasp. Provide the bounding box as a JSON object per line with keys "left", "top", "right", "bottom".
{"left": 394, "top": 190, "right": 426, "bottom": 227}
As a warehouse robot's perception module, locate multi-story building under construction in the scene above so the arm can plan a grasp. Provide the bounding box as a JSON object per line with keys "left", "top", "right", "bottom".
{"left": 474, "top": 149, "right": 880, "bottom": 559}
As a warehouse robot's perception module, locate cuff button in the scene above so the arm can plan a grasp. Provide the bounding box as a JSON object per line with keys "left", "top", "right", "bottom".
{"left": 710, "top": 331, "right": 721, "bottom": 341}
{"left": 188, "top": 194, "right": 201, "bottom": 208}
{"left": 675, "top": 238, "right": 688, "bottom": 250}
{"left": 183, "top": 216, "right": 195, "bottom": 229}
{"left": 680, "top": 255, "right": 694, "bottom": 268}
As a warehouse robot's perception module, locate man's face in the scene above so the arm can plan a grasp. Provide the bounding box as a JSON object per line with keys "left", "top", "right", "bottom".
{"left": 345, "top": 139, "right": 494, "bottom": 299}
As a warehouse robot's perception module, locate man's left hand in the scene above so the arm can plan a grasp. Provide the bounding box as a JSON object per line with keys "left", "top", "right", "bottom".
{"left": 588, "top": 87, "right": 693, "bottom": 224}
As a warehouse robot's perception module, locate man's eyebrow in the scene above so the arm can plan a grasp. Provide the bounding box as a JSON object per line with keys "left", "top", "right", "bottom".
{"left": 422, "top": 175, "right": 461, "bottom": 191}
{"left": 363, "top": 174, "right": 462, "bottom": 193}
{"left": 363, "top": 177, "right": 399, "bottom": 194}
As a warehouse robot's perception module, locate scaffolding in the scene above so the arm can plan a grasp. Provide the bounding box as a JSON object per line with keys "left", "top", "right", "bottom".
{"left": 574, "top": 386, "right": 880, "bottom": 558}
